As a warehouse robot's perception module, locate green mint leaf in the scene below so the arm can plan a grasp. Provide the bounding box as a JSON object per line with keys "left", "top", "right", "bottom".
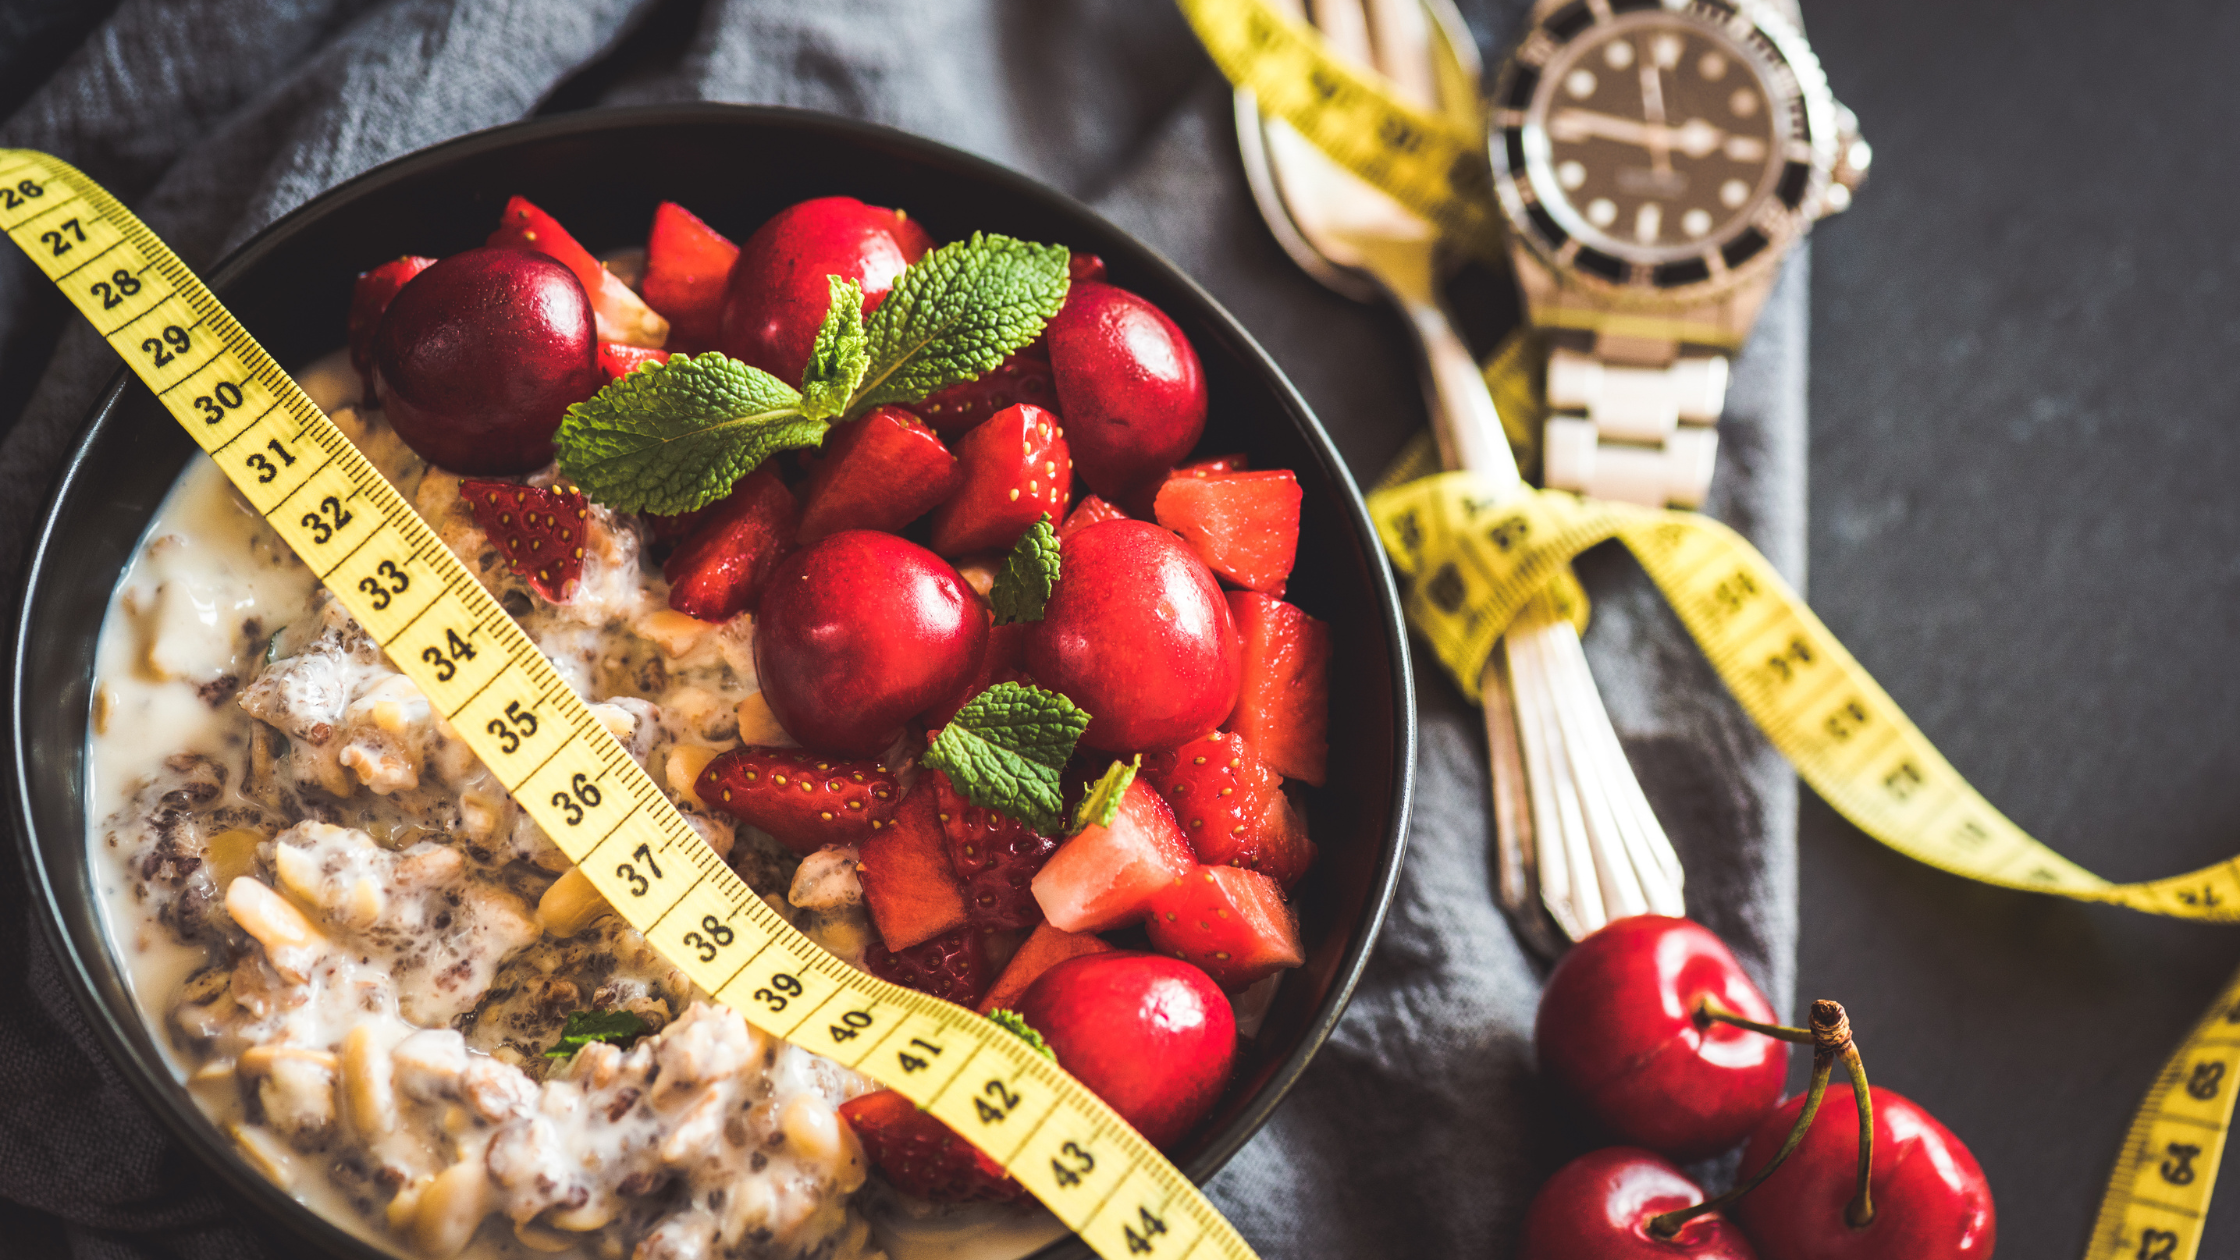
{"left": 555, "top": 352, "right": 824, "bottom": 515}
{"left": 989, "top": 514, "right": 1059, "bottom": 625}
{"left": 921, "top": 681, "right": 1090, "bottom": 834}
{"left": 1071, "top": 755, "right": 1140, "bottom": 835}
{"left": 544, "top": 1009, "right": 651, "bottom": 1058}
{"left": 800, "top": 275, "right": 869, "bottom": 421}
{"left": 987, "top": 1009, "right": 1056, "bottom": 1062}
{"left": 851, "top": 233, "right": 1071, "bottom": 413}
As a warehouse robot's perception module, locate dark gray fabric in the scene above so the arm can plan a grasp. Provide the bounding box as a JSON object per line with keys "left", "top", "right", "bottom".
{"left": 0, "top": 1, "right": 1804, "bottom": 1255}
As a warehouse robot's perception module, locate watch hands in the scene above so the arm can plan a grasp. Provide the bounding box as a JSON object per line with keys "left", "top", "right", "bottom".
{"left": 1637, "top": 59, "right": 1673, "bottom": 176}
{"left": 1548, "top": 109, "right": 1734, "bottom": 160}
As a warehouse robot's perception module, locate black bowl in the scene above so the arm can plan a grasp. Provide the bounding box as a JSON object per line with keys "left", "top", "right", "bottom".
{"left": 7, "top": 104, "right": 1414, "bottom": 1258}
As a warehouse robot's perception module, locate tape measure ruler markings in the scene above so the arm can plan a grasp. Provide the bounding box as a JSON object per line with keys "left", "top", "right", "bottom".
{"left": 1, "top": 148, "right": 1249, "bottom": 1260}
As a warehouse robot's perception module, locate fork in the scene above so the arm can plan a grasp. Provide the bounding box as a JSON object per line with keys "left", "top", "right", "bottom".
{"left": 1233, "top": 0, "right": 1686, "bottom": 950}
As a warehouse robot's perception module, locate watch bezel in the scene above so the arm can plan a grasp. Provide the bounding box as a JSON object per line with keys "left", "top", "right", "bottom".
{"left": 1488, "top": 0, "right": 1841, "bottom": 309}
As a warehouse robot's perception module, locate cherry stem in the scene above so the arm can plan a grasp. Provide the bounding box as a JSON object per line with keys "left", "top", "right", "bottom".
{"left": 1697, "top": 996, "right": 1815, "bottom": 1044}
{"left": 1841, "top": 1041, "right": 1876, "bottom": 1228}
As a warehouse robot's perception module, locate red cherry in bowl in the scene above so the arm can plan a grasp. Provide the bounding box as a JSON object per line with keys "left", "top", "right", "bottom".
{"left": 1535, "top": 915, "right": 1787, "bottom": 1160}
{"left": 718, "top": 195, "right": 932, "bottom": 386}
{"left": 1045, "top": 282, "right": 1207, "bottom": 504}
{"left": 753, "top": 529, "right": 986, "bottom": 757}
{"left": 1733, "top": 1085, "right": 1995, "bottom": 1260}
{"left": 1024, "top": 518, "right": 1240, "bottom": 753}
{"left": 1520, "top": 1148, "right": 1759, "bottom": 1260}
{"left": 372, "top": 247, "right": 603, "bottom": 474}
{"left": 1010, "top": 951, "right": 1235, "bottom": 1151}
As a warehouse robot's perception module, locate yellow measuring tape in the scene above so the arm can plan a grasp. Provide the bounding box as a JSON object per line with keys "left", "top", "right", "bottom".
{"left": 0, "top": 149, "right": 1256, "bottom": 1260}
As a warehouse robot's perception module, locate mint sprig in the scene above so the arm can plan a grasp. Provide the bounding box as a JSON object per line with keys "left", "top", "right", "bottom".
{"left": 990, "top": 514, "right": 1059, "bottom": 625}
{"left": 922, "top": 682, "right": 1089, "bottom": 834}
{"left": 554, "top": 353, "right": 824, "bottom": 514}
{"left": 544, "top": 1008, "right": 652, "bottom": 1058}
{"left": 1071, "top": 755, "right": 1140, "bottom": 835}
{"left": 800, "top": 275, "right": 868, "bottom": 421}
{"left": 988, "top": 1009, "right": 1056, "bottom": 1062}
{"left": 854, "top": 233, "right": 1072, "bottom": 410}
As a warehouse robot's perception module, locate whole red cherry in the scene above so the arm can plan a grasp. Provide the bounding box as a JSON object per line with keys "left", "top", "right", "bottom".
{"left": 1045, "top": 282, "right": 1207, "bottom": 504}
{"left": 1535, "top": 915, "right": 1787, "bottom": 1160}
{"left": 372, "top": 247, "right": 602, "bottom": 474}
{"left": 718, "top": 196, "right": 932, "bottom": 386}
{"left": 1024, "top": 519, "right": 1239, "bottom": 753}
{"left": 753, "top": 530, "right": 986, "bottom": 757}
{"left": 1733, "top": 1085, "right": 1994, "bottom": 1260}
{"left": 1011, "top": 951, "right": 1235, "bottom": 1151}
{"left": 1520, "top": 1148, "right": 1759, "bottom": 1260}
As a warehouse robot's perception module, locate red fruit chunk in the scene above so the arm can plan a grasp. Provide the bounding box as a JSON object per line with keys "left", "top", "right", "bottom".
{"left": 719, "top": 196, "right": 931, "bottom": 385}
{"left": 662, "top": 467, "right": 799, "bottom": 621}
{"left": 1535, "top": 916, "right": 1787, "bottom": 1160}
{"left": 859, "top": 783, "right": 970, "bottom": 949}
{"left": 976, "top": 922, "right": 1115, "bottom": 1014}
{"left": 1144, "top": 865, "right": 1303, "bottom": 990}
{"left": 839, "top": 1089, "right": 1024, "bottom": 1203}
{"left": 930, "top": 772, "right": 1058, "bottom": 930}
{"left": 1152, "top": 470, "right": 1301, "bottom": 593}
{"left": 754, "top": 531, "right": 986, "bottom": 757}
{"left": 1046, "top": 282, "right": 1207, "bottom": 504}
{"left": 1057, "top": 494, "right": 1127, "bottom": 539}
{"left": 920, "top": 621, "right": 1031, "bottom": 729}
{"left": 1253, "top": 792, "right": 1318, "bottom": 890}
{"left": 458, "top": 479, "right": 589, "bottom": 603}
{"left": 374, "top": 248, "right": 603, "bottom": 474}
{"left": 597, "top": 341, "right": 669, "bottom": 381}
{"left": 1067, "top": 252, "right": 1107, "bottom": 285}
{"left": 347, "top": 255, "right": 435, "bottom": 390}
{"left": 1141, "top": 730, "right": 1313, "bottom": 887}
{"left": 641, "top": 200, "right": 738, "bottom": 353}
{"left": 1224, "top": 592, "right": 1329, "bottom": 785}
{"left": 929, "top": 404, "right": 1072, "bottom": 556}
{"left": 1030, "top": 777, "right": 1194, "bottom": 933}
{"left": 866, "top": 926, "right": 992, "bottom": 1008}
{"left": 1013, "top": 952, "right": 1236, "bottom": 1151}
{"left": 1174, "top": 453, "right": 1248, "bottom": 476}
{"left": 696, "top": 746, "right": 899, "bottom": 856}
{"left": 795, "top": 406, "right": 961, "bottom": 543}
{"left": 913, "top": 349, "right": 1059, "bottom": 440}
{"left": 1735, "top": 1085, "right": 1995, "bottom": 1260}
{"left": 1518, "top": 1147, "right": 1759, "bottom": 1260}
{"left": 487, "top": 195, "right": 667, "bottom": 347}
{"left": 1027, "top": 519, "right": 1240, "bottom": 753}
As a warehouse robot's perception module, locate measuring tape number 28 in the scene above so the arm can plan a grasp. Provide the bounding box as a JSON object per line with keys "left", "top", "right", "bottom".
{"left": 0, "top": 150, "right": 1259, "bottom": 1260}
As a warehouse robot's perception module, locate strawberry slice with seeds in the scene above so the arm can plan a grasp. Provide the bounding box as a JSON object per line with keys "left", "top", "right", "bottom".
{"left": 914, "top": 348, "right": 1059, "bottom": 440}
{"left": 1057, "top": 493, "right": 1128, "bottom": 539}
{"left": 662, "top": 466, "right": 800, "bottom": 620}
{"left": 641, "top": 200, "right": 738, "bottom": 353}
{"left": 1145, "top": 864, "right": 1304, "bottom": 990}
{"left": 859, "top": 782, "right": 970, "bottom": 949}
{"left": 839, "top": 1089, "right": 1025, "bottom": 1203}
{"left": 458, "top": 479, "right": 589, "bottom": 603}
{"left": 866, "top": 925, "right": 993, "bottom": 1007}
{"left": 597, "top": 341, "right": 670, "bottom": 381}
{"left": 929, "top": 403, "right": 1072, "bottom": 556}
{"left": 1224, "top": 592, "right": 1329, "bottom": 785}
{"left": 696, "top": 745, "right": 899, "bottom": 856}
{"left": 930, "top": 771, "right": 1058, "bottom": 930}
{"left": 796, "top": 405, "right": 962, "bottom": 542}
{"left": 347, "top": 255, "right": 435, "bottom": 392}
{"left": 488, "top": 194, "right": 668, "bottom": 347}
{"left": 1141, "top": 729, "right": 1312, "bottom": 887}
{"left": 1153, "top": 469, "right": 1301, "bottom": 592}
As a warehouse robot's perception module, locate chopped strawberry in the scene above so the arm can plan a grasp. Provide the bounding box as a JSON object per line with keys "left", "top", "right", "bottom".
{"left": 1224, "top": 592, "right": 1329, "bottom": 785}
{"left": 858, "top": 783, "right": 970, "bottom": 949}
{"left": 839, "top": 1089, "right": 1024, "bottom": 1203}
{"left": 458, "top": 479, "right": 588, "bottom": 603}
{"left": 929, "top": 404, "right": 1072, "bottom": 556}
{"left": 913, "top": 349, "right": 1058, "bottom": 440}
{"left": 598, "top": 341, "right": 670, "bottom": 381}
{"left": 1153, "top": 469, "right": 1301, "bottom": 592}
{"left": 795, "top": 406, "right": 962, "bottom": 542}
{"left": 1140, "top": 729, "right": 1312, "bottom": 887}
{"left": 662, "top": 467, "right": 799, "bottom": 620}
{"left": 867, "top": 926, "right": 993, "bottom": 1007}
{"left": 489, "top": 194, "right": 668, "bottom": 347}
{"left": 347, "top": 255, "right": 435, "bottom": 390}
{"left": 920, "top": 621, "right": 1031, "bottom": 730}
{"left": 1068, "top": 252, "right": 1107, "bottom": 285}
{"left": 1029, "top": 777, "right": 1195, "bottom": 933}
{"left": 930, "top": 772, "right": 1057, "bottom": 930}
{"left": 977, "top": 921, "right": 1116, "bottom": 1013}
{"left": 1145, "top": 865, "right": 1304, "bottom": 990}
{"left": 698, "top": 747, "right": 898, "bottom": 855}
{"left": 641, "top": 200, "right": 738, "bottom": 353}
{"left": 1057, "top": 494, "right": 1128, "bottom": 539}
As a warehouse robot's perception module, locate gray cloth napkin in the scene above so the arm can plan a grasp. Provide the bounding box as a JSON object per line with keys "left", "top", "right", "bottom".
{"left": 0, "top": 0, "right": 1803, "bottom": 1255}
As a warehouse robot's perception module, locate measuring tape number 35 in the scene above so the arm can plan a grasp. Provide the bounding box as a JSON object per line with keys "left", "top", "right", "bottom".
{"left": 0, "top": 151, "right": 1259, "bottom": 1260}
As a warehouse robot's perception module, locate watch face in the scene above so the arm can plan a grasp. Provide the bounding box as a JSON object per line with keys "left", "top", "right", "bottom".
{"left": 1492, "top": 0, "right": 1837, "bottom": 298}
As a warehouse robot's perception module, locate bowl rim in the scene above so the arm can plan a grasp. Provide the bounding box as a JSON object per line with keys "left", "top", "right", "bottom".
{"left": 7, "top": 101, "right": 1417, "bottom": 1258}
